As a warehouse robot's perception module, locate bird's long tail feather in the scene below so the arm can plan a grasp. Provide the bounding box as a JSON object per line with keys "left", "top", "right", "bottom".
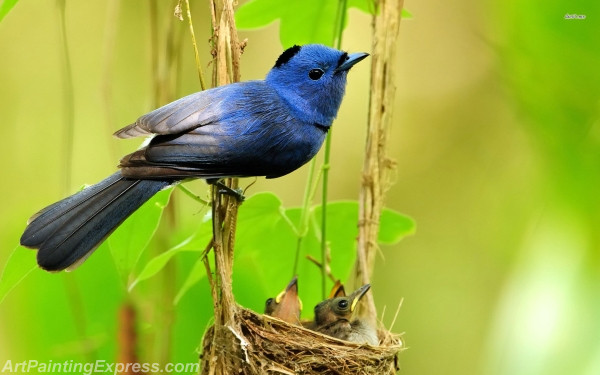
{"left": 20, "top": 172, "right": 171, "bottom": 271}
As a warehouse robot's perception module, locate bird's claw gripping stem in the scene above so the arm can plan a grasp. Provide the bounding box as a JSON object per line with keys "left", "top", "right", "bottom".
{"left": 207, "top": 179, "right": 245, "bottom": 202}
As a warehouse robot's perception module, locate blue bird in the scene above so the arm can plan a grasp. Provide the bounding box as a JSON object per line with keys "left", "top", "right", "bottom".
{"left": 20, "top": 44, "right": 368, "bottom": 271}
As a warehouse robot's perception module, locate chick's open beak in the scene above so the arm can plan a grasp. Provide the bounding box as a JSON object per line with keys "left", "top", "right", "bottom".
{"left": 281, "top": 275, "right": 302, "bottom": 310}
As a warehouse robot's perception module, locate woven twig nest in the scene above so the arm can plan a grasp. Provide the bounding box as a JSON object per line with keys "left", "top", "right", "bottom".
{"left": 201, "top": 306, "right": 403, "bottom": 374}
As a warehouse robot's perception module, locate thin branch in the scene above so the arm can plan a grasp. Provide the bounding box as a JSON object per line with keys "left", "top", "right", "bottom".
{"left": 305, "top": 255, "right": 338, "bottom": 283}
{"left": 177, "top": 184, "right": 210, "bottom": 206}
{"left": 117, "top": 303, "right": 144, "bottom": 374}
{"left": 387, "top": 298, "right": 404, "bottom": 332}
{"left": 57, "top": 0, "right": 74, "bottom": 194}
{"left": 182, "top": 0, "right": 207, "bottom": 90}
{"left": 147, "top": 2, "right": 185, "bottom": 364}
{"left": 356, "top": 0, "right": 405, "bottom": 327}
{"left": 201, "top": 238, "right": 218, "bottom": 314}
{"left": 319, "top": 130, "right": 333, "bottom": 300}
{"left": 57, "top": 0, "right": 95, "bottom": 362}
{"left": 317, "top": 0, "right": 349, "bottom": 301}
{"left": 293, "top": 158, "right": 317, "bottom": 275}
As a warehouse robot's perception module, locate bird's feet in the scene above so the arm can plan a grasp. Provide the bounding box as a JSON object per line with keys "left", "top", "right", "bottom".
{"left": 207, "top": 179, "right": 245, "bottom": 202}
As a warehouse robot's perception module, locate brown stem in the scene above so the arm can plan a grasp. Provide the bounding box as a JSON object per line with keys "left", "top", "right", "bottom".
{"left": 305, "top": 255, "right": 338, "bottom": 283}
{"left": 147, "top": 2, "right": 181, "bottom": 365}
{"left": 117, "top": 303, "right": 145, "bottom": 375}
{"left": 201, "top": 1, "right": 243, "bottom": 374}
{"left": 356, "top": 0, "right": 405, "bottom": 327}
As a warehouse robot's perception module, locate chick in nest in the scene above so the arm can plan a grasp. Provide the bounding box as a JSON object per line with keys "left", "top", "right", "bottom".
{"left": 264, "top": 276, "right": 302, "bottom": 325}
{"left": 308, "top": 284, "right": 379, "bottom": 346}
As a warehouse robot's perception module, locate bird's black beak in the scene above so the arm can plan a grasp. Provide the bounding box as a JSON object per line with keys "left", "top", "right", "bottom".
{"left": 276, "top": 275, "right": 302, "bottom": 309}
{"left": 285, "top": 275, "right": 299, "bottom": 294}
{"left": 335, "top": 52, "right": 369, "bottom": 72}
{"left": 348, "top": 284, "right": 371, "bottom": 312}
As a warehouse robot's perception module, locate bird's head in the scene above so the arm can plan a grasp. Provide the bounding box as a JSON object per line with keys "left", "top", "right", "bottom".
{"left": 266, "top": 44, "right": 369, "bottom": 126}
{"left": 314, "top": 284, "right": 371, "bottom": 326}
{"left": 264, "top": 276, "right": 302, "bottom": 324}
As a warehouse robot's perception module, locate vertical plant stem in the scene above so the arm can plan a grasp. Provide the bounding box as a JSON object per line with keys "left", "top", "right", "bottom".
{"left": 333, "top": 0, "right": 348, "bottom": 48}
{"left": 317, "top": 0, "right": 348, "bottom": 300}
{"left": 147, "top": 2, "right": 187, "bottom": 365}
{"left": 319, "top": 130, "right": 333, "bottom": 299}
{"left": 117, "top": 303, "right": 143, "bottom": 373}
{"left": 183, "top": 0, "right": 207, "bottom": 90}
{"left": 147, "top": 1, "right": 165, "bottom": 363}
{"left": 149, "top": 0, "right": 160, "bottom": 108}
{"left": 200, "top": 2, "right": 246, "bottom": 374}
{"left": 201, "top": 1, "right": 243, "bottom": 373}
{"left": 57, "top": 0, "right": 96, "bottom": 362}
{"left": 293, "top": 158, "right": 317, "bottom": 276}
{"left": 62, "top": 275, "right": 97, "bottom": 362}
{"left": 57, "top": 0, "right": 74, "bottom": 193}
{"left": 100, "top": 0, "right": 120, "bottom": 161}
{"left": 210, "top": 0, "right": 242, "bottom": 325}
{"left": 356, "top": 0, "right": 405, "bottom": 327}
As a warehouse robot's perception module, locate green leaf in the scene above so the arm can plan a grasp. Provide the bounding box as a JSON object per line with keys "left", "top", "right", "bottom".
{"left": 234, "top": 199, "right": 359, "bottom": 315}
{"left": 170, "top": 192, "right": 293, "bottom": 307}
{"left": 0, "top": 246, "right": 37, "bottom": 304}
{"left": 379, "top": 207, "right": 416, "bottom": 244}
{"left": 108, "top": 187, "right": 174, "bottom": 283}
{"left": 229, "top": 195, "right": 415, "bottom": 318}
{"left": 129, "top": 245, "right": 199, "bottom": 292}
{"left": 236, "top": 0, "right": 411, "bottom": 47}
{"left": 235, "top": 0, "right": 349, "bottom": 47}
{"left": 234, "top": 0, "right": 282, "bottom": 29}
{"left": 174, "top": 257, "right": 207, "bottom": 305}
{"left": 235, "top": 193, "right": 299, "bottom": 279}
{"left": 313, "top": 201, "right": 415, "bottom": 246}
{"left": 401, "top": 8, "right": 413, "bottom": 19}
{"left": 0, "top": 0, "right": 18, "bottom": 23}
{"left": 312, "top": 202, "right": 361, "bottom": 282}
{"left": 297, "top": 202, "right": 413, "bottom": 312}
{"left": 347, "top": 0, "right": 376, "bottom": 14}
{"left": 231, "top": 193, "right": 301, "bottom": 311}
{"left": 233, "top": 252, "right": 271, "bottom": 312}
{"left": 129, "top": 212, "right": 213, "bottom": 291}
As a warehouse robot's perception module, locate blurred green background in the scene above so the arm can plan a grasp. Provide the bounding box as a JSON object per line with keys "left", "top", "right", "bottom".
{"left": 1, "top": 0, "right": 599, "bottom": 374}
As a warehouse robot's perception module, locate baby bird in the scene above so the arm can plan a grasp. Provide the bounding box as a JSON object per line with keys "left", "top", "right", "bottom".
{"left": 312, "top": 284, "right": 378, "bottom": 346}
{"left": 264, "top": 276, "right": 302, "bottom": 325}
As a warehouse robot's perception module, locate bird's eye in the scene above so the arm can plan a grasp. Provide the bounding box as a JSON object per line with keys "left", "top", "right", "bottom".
{"left": 309, "top": 69, "right": 324, "bottom": 80}
{"left": 337, "top": 299, "right": 349, "bottom": 309}
{"left": 266, "top": 298, "right": 274, "bottom": 306}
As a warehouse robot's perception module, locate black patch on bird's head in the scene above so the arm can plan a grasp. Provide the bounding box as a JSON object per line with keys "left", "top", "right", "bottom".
{"left": 274, "top": 45, "right": 302, "bottom": 68}
{"left": 336, "top": 52, "right": 349, "bottom": 69}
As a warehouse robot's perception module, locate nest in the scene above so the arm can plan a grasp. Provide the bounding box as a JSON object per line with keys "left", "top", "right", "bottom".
{"left": 200, "top": 307, "right": 404, "bottom": 374}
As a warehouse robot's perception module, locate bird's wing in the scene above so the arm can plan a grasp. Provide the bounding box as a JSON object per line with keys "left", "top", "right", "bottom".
{"left": 113, "top": 82, "right": 258, "bottom": 139}
{"left": 118, "top": 87, "right": 309, "bottom": 180}
{"left": 119, "top": 127, "right": 259, "bottom": 179}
